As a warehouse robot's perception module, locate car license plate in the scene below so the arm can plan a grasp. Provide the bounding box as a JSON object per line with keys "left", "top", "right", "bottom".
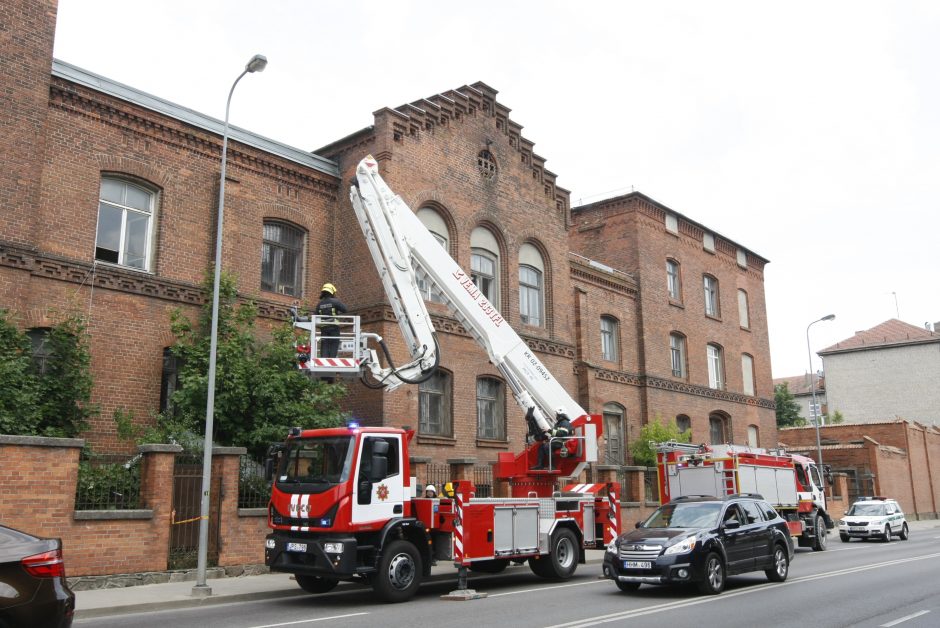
{"left": 624, "top": 560, "right": 651, "bottom": 569}
{"left": 287, "top": 542, "right": 307, "bottom": 552}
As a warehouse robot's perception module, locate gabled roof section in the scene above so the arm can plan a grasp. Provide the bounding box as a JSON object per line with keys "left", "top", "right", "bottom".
{"left": 317, "top": 81, "right": 571, "bottom": 212}
{"left": 820, "top": 319, "right": 939, "bottom": 355}
{"left": 52, "top": 59, "right": 339, "bottom": 177}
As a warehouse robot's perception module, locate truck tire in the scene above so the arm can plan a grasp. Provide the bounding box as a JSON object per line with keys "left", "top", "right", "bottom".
{"left": 295, "top": 574, "right": 339, "bottom": 594}
{"left": 372, "top": 539, "right": 423, "bottom": 603}
{"left": 812, "top": 515, "right": 828, "bottom": 551}
{"left": 764, "top": 544, "right": 789, "bottom": 582}
{"left": 529, "top": 528, "right": 579, "bottom": 580}
{"left": 697, "top": 553, "right": 725, "bottom": 595}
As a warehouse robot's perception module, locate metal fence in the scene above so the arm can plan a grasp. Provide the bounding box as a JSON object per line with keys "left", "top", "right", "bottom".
{"left": 74, "top": 452, "right": 142, "bottom": 510}
{"left": 423, "top": 463, "right": 493, "bottom": 498}
{"left": 239, "top": 456, "right": 271, "bottom": 509}
{"left": 168, "top": 452, "right": 219, "bottom": 570}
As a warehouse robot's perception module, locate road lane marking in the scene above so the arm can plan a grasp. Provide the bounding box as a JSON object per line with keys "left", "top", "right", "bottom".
{"left": 881, "top": 610, "right": 930, "bottom": 627}
{"left": 488, "top": 579, "right": 605, "bottom": 597}
{"left": 251, "top": 612, "right": 369, "bottom": 627}
{"left": 547, "top": 551, "right": 940, "bottom": 628}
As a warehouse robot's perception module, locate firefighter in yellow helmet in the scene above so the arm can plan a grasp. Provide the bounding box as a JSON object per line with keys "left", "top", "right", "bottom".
{"left": 316, "top": 282, "right": 347, "bottom": 358}
{"left": 443, "top": 482, "right": 455, "bottom": 498}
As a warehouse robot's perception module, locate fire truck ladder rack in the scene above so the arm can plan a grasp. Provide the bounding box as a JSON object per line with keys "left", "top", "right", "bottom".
{"left": 654, "top": 441, "right": 708, "bottom": 455}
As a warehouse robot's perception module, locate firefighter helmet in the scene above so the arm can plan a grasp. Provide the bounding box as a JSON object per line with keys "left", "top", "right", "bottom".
{"left": 321, "top": 282, "right": 337, "bottom": 295}
{"left": 424, "top": 484, "right": 437, "bottom": 497}
{"left": 443, "top": 482, "right": 455, "bottom": 498}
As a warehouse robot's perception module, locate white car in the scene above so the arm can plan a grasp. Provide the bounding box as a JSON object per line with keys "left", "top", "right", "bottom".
{"left": 838, "top": 497, "right": 909, "bottom": 542}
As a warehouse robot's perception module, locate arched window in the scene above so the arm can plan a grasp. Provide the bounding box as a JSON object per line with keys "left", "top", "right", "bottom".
{"left": 419, "top": 369, "right": 453, "bottom": 437}
{"left": 27, "top": 328, "right": 52, "bottom": 376}
{"left": 476, "top": 377, "right": 506, "bottom": 440}
{"left": 709, "top": 412, "right": 731, "bottom": 444}
{"left": 519, "top": 243, "right": 544, "bottom": 326}
{"left": 603, "top": 403, "right": 625, "bottom": 465}
{"left": 261, "top": 221, "right": 306, "bottom": 296}
{"left": 95, "top": 176, "right": 156, "bottom": 270}
{"left": 741, "top": 353, "right": 755, "bottom": 396}
{"left": 601, "top": 316, "right": 619, "bottom": 362}
{"left": 670, "top": 332, "right": 687, "bottom": 378}
{"left": 416, "top": 207, "right": 450, "bottom": 303}
{"left": 477, "top": 150, "right": 497, "bottom": 179}
{"left": 471, "top": 227, "right": 500, "bottom": 308}
{"left": 707, "top": 343, "right": 725, "bottom": 390}
{"left": 703, "top": 274, "right": 720, "bottom": 317}
{"left": 666, "top": 259, "right": 682, "bottom": 302}
{"left": 747, "top": 424, "right": 759, "bottom": 448}
{"left": 676, "top": 414, "right": 691, "bottom": 436}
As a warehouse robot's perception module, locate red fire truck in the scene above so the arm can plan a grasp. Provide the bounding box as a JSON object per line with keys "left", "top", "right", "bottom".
{"left": 655, "top": 441, "right": 833, "bottom": 550}
{"left": 263, "top": 156, "right": 619, "bottom": 602}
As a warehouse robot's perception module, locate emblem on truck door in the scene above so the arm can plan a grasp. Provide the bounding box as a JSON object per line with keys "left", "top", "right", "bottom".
{"left": 377, "top": 484, "right": 389, "bottom": 501}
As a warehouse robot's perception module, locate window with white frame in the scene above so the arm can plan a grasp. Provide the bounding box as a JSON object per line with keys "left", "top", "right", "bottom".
{"left": 747, "top": 424, "right": 759, "bottom": 448}
{"left": 741, "top": 353, "right": 755, "bottom": 395}
{"left": 416, "top": 208, "right": 449, "bottom": 303}
{"left": 95, "top": 177, "right": 155, "bottom": 270}
{"left": 470, "top": 227, "right": 500, "bottom": 308}
{"left": 670, "top": 332, "right": 687, "bottom": 378}
{"left": 707, "top": 343, "right": 725, "bottom": 389}
{"left": 703, "top": 275, "right": 720, "bottom": 317}
{"left": 519, "top": 243, "right": 545, "bottom": 326}
{"left": 600, "top": 316, "right": 619, "bottom": 362}
{"left": 738, "top": 289, "right": 750, "bottom": 329}
{"left": 419, "top": 370, "right": 453, "bottom": 437}
{"left": 603, "top": 403, "right": 625, "bottom": 465}
{"left": 476, "top": 377, "right": 505, "bottom": 440}
{"left": 667, "top": 259, "right": 681, "bottom": 301}
{"left": 261, "top": 221, "right": 305, "bottom": 297}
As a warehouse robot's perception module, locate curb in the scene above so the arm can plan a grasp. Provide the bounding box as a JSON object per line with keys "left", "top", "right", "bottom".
{"left": 75, "top": 557, "right": 606, "bottom": 619}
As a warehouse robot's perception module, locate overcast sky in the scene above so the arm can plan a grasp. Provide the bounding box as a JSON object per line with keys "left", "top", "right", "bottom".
{"left": 53, "top": 0, "right": 940, "bottom": 380}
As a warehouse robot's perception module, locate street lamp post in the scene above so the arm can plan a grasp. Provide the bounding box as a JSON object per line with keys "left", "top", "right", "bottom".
{"left": 193, "top": 54, "right": 267, "bottom": 597}
{"left": 806, "top": 313, "right": 835, "bottom": 490}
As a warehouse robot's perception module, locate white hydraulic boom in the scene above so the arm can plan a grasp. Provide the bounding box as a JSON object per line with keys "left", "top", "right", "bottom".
{"left": 349, "top": 155, "right": 587, "bottom": 439}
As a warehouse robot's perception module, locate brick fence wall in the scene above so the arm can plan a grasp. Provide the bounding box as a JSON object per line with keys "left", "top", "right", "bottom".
{"left": 0, "top": 436, "right": 266, "bottom": 576}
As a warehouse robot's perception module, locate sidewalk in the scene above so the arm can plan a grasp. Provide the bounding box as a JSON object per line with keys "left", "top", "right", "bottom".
{"left": 75, "top": 550, "right": 609, "bottom": 619}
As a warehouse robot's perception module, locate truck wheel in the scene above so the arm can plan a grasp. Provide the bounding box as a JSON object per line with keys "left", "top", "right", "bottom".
{"left": 469, "top": 559, "right": 509, "bottom": 573}
{"left": 697, "top": 553, "right": 725, "bottom": 595}
{"left": 373, "top": 540, "right": 422, "bottom": 603}
{"left": 764, "top": 544, "right": 789, "bottom": 582}
{"left": 529, "top": 528, "right": 579, "bottom": 580}
{"left": 812, "top": 515, "right": 828, "bottom": 551}
{"left": 882, "top": 525, "right": 892, "bottom": 542}
{"left": 899, "top": 523, "right": 909, "bottom": 540}
{"left": 295, "top": 574, "right": 339, "bottom": 594}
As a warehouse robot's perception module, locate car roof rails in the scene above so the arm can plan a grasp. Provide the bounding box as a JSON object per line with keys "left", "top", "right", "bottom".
{"left": 669, "top": 494, "right": 718, "bottom": 502}
{"left": 726, "top": 492, "right": 765, "bottom": 500}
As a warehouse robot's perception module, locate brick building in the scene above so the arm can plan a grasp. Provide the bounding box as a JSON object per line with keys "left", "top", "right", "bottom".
{"left": 1, "top": 0, "right": 776, "bottom": 468}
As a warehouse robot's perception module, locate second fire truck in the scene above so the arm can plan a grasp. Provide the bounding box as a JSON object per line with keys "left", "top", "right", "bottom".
{"left": 655, "top": 441, "right": 833, "bottom": 550}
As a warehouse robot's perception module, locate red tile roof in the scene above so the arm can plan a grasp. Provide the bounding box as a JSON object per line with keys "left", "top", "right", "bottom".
{"left": 820, "top": 319, "right": 938, "bottom": 354}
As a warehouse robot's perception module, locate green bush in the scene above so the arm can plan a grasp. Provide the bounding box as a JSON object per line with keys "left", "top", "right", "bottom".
{"left": 75, "top": 455, "right": 141, "bottom": 510}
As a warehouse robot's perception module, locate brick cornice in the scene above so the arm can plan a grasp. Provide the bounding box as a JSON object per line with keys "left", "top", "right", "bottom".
{"left": 0, "top": 242, "right": 296, "bottom": 320}
{"left": 49, "top": 80, "right": 338, "bottom": 200}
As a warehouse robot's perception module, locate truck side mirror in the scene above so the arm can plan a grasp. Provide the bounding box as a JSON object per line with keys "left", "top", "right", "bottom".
{"left": 824, "top": 465, "right": 833, "bottom": 484}
{"left": 264, "top": 458, "right": 276, "bottom": 483}
{"left": 370, "top": 456, "right": 388, "bottom": 482}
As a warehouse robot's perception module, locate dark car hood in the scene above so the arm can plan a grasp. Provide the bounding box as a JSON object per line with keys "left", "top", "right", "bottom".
{"left": 620, "top": 528, "right": 693, "bottom": 545}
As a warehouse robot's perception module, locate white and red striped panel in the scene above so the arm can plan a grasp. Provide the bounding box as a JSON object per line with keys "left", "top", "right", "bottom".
{"left": 563, "top": 483, "right": 607, "bottom": 494}
{"left": 304, "top": 358, "right": 361, "bottom": 369}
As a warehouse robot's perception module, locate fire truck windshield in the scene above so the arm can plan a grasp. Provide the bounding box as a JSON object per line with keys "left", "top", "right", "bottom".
{"left": 277, "top": 436, "right": 354, "bottom": 487}
{"left": 643, "top": 502, "right": 722, "bottom": 529}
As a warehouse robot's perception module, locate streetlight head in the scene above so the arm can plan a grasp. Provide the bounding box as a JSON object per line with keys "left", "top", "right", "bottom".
{"left": 822, "top": 314, "right": 836, "bottom": 322}
{"left": 246, "top": 54, "right": 267, "bottom": 73}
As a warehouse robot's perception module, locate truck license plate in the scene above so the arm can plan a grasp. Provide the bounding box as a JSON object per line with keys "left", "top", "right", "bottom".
{"left": 624, "top": 560, "right": 651, "bottom": 569}
{"left": 287, "top": 543, "right": 307, "bottom": 552}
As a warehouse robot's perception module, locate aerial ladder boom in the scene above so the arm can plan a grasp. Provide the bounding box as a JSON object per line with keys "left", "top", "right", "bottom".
{"left": 350, "top": 156, "right": 593, "bottom": 466}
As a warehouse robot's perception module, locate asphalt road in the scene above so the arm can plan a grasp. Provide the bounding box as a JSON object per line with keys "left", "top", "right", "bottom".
{"left": 76, "top": 532, "right": 940, "bottom": 628}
